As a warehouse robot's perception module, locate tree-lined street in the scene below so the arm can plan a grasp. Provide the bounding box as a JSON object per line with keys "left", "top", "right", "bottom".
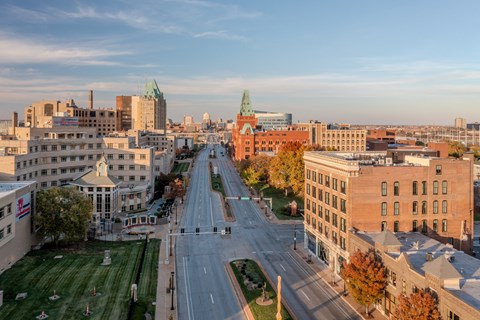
{"left": 175, "top": 143, "right": 360, "bottom": 320}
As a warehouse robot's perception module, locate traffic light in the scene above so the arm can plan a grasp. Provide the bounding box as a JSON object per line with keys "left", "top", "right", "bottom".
{"left": 225, "top": 226, "right": 231, "bottom": 234}
{"left": 196, "top": 227, "right": 200, "bottom": 235}
{"left": 213, "top": 226, "right": 217, "bottom": 233}
{"left": 180, "top": 228, "right": 185, "bottom": 235}
{"left": 249, "top": 196, "right": 253, "bottom": 200}
{"left": 237, "top": 196, "right": 241, "bottom": 200}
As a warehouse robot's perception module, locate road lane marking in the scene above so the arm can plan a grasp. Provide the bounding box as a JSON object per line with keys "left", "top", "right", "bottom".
{"left": 302, "top": 290, "right": 311, "bottom": 301}
{"left": 183, "top": 257, "right": 193, "bottom": 320}
{"left": 280, "top": 264, "right": 286, "bottom": 272}
{"left": 210, "top": 293, "right": 215, "bottom": 304}
{"left": 204, "top": 267, "right": 207, "bottom": 274}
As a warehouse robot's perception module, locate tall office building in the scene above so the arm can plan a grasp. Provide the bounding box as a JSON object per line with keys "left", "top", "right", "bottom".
{"left": 455, "top": 117, "right": 467, "bottom": 129}
{"left": 135, "top": 80, "right": 167, "bottom": 132}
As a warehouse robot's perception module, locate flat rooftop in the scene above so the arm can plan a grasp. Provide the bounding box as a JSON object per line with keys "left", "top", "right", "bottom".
{"left": 357, "top": 231, "right": 480, "bottom": 310}
{"left": 0, "top": 182, "right": 34, "bottom": 197}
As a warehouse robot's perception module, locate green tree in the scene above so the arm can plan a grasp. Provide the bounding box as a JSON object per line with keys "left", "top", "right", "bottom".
{"left": 341, "top": 249, "right": 387, "bottom": 317}
{"left": 394, "top": 289, "right": 441, "bottom": 320}
{"left": 35, "top": 187, "right": 93, "bottom": 248}
{"left": 241, "top": 154, "right": 271, "bottom": 186}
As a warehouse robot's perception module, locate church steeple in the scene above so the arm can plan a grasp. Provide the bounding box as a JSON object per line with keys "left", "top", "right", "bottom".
{"left": 239, "top": 90, "right": 254, "bottom": 116}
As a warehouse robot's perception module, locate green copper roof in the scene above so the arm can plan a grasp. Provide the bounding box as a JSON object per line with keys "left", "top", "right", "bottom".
{"left": 239, "top": 90, "right": 254, "bottom": 116}
{"left": 240, "top": 122, "right": 254, "bottom": 135}
{"left": 144, "top": 80, "right": 162, "bottom": 98}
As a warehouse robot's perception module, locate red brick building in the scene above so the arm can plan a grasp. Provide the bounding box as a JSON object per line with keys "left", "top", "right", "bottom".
{"left": 232, "top": 90, "right": 309, "bottom": 160}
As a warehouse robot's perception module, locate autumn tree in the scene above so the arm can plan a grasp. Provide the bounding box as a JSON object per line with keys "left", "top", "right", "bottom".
{"left": 447, "top": 140, "right": 466, "bottom": 158}
{"left": 341, "top": 249, "right": 387, "bottom": 317}
{"left": 35, "top": 187, "right": 93, "bottom": 248}
{"left": 241, "top": 154, "right": 270, "bottom": 186}
{"left": 393, "top": 289, "right": 441, "bottom": 320}
{"left": 268, "top": 142, "right": 316, "bottom": 196}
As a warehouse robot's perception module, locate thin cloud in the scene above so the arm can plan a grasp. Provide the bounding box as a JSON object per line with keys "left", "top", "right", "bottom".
{"left": 5, "top": 4, "right": 49, "bottom": 22}
{"left": 193, "top": 30, "right": 246, "bottom": 41}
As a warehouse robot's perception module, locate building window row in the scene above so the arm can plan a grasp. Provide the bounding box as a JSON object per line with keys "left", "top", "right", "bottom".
{"left": 382, "top": 200, "right": 448, "bottom": 216}
{"left": 383, "top": 180, "right": 448, "bottom": 196}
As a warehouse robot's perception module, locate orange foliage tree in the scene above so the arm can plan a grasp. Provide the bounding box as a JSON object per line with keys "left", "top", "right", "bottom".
{"left": 341, "top": 249, "right": 386, "bottom": 317}
{"left": 393, "top": 289, "right": 441, "bottom": 320}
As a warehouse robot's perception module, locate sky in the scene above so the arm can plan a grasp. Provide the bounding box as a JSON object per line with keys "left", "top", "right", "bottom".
{"left": 1, "top": 0, "right": 480, "bottom": 125}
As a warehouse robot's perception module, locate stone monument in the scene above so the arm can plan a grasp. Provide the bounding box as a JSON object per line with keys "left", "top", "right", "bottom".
{"left": 101, "top": 250, "right": 111, "bottom": 266}
{"left": 131, "top": 284, "right": 138, "bottom": 302}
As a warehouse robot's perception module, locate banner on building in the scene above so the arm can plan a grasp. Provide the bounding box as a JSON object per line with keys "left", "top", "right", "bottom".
{"left": 16, "top": 193, "right": 31, "bottom": 222}
{"left": 53, "top": 117, "right": 79, "bottom": 127}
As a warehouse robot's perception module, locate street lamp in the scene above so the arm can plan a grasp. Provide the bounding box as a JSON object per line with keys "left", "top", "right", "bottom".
{"left": 293, "top": 224, "right": 297, "bottom": 250}
{"left": 169, "top": 229, "right": 172, "bottom": 257}
{"left": 175, "top": 200, "right": 178, "bottom": 225}
{"left": 170, "top": 272, "right": 175, "bottom": 310}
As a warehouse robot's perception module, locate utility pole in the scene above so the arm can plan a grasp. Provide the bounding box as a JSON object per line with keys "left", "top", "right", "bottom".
{"left": 170, "top": 272, "right": 175, "bottom": 310}
{"left": 293, "top": 224, "right": 297, "bottom": 250}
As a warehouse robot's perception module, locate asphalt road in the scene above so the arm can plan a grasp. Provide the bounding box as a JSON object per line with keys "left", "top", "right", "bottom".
{"left": 176, "top": 144, "right": 360, "bottom": 320}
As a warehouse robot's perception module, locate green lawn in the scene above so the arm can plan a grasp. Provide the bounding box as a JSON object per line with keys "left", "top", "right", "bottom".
{"left": 256, "top": 185, "right": 303, "bottom": 220}
{"left": 171, "top": 162, "right": 190, "bottom": 174}
{"left": 211, "top": 173, "right": 233, "bottom": 217}
{"left": 0, "top": 240, "right": 160, "bottom": 320}
{"left": 230, "top": 259, "right": 292, "bottom": 320}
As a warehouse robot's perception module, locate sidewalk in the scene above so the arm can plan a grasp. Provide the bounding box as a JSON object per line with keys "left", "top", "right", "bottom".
{"left": 155, "top": 199, "right": 184, "bottom": 320}
{"left": 292, "top": 245, "right": 386, "bottom": 320}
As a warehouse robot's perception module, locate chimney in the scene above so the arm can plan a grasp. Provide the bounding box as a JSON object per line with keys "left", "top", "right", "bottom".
{"left": 11, "top": 112, "right": 18, "bottom": 135}
{"left": 88, "top": 90, "right": 93, "bottom": 109}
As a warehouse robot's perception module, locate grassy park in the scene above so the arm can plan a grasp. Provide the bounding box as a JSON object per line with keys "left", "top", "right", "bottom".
{"left": 256, "top": 185, "right": 303, "bottom": 220}
{"left": 0, "top": 239, "right": 159, "bottom": 320}
{"left": 171, "top": 162, "right": 190, "bottom": 174}
{"left": 230, "top": 259, "right": 292, "bottom": 320}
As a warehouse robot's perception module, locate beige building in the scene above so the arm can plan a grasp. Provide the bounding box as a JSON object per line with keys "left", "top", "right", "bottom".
{"left": 350, "top": 230, "right": 480, "bottom": 320}
{"left": 134, "top": 80, "right": 167, "bottom": 132}
{"left": 0, "top": 181, "right": 38, "bottom": 274}
{"left": 0, "top": 126, "right": 162, "bottom": 213}
{"left": 299, "top": 121, "right": 367, "bottom": 152}
{"left": 303, "top": 151, "right": 475, "bottom": 276}
{"left": 24, "top": 97, "right": 116, "bottom": 136}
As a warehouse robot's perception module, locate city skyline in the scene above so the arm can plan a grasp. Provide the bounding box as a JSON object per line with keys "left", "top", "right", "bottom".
{"left": 1, "top": 0, "right": 480, "bottom": 124}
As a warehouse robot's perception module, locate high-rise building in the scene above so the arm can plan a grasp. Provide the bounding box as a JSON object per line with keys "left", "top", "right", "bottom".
{"left": 303, "top": 151, "right": 474, "bottom": 274}
{"left": 455, "top": 117, "right": 467, "bottom": 129}
{"left": 116, "top": 95, "right": 139, "bottom": 131}
{"left": 135, "top": 80, "right": 166, "bottom": 132}
{"left": 254, "top": 110, "right": 292, "bottom": 130}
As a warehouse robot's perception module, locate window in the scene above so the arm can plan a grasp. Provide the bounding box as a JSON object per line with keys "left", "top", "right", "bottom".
{"left": 422, "top": 181, "right": 427, "bottom": 195}
{"left": 319, "top": 173, "right": 323, "bottom": 185}
{"left": 442, "top": 180, "right": 448, "bottom": 194}
{"left": 119, "top": 165, "right": 124, "bottom": 170}
{"left": 312, "top": 186, "right": 316, "bottom": 198}
{"left": 433, "top": 181, "right": 439, "bottom": 195}
{"left": 422, "top": 219, "right": 427, "bottom": 233}
{"left": 332, "top": 195, "right": 338, "bottom": 209}
{"left": 412, "top": 201, "right": 418, "bottom": 215}
{"left": 119, "top": 154, "right": 125, "bottom": 160}
{"left": 433, "top": 200, "right": 438, "bottom": 214}
{"left": 442, "top": 200, "right": 448, "bottom": 213}
{"left": 340, "top": 181, "right": 346, "bottom": 194}
{"left": 340, "top": 218, "right": 346, "bottom": 232}
{"left": 332, "top": 213, "right": 338, "bottom": 227}
{"left": 412, "top": 220, "right": 418, "bottom": 232}
{"left": 325, "top": 209, "right": 330, "bottom": 223}
{"left": 325, "top": 192, "right": 330, "bottom": 205}
{"left": 442, "top": 219, "right": 447, "bottom": 232}
{"left": 381, "top": 221, "right": 387, "bottom": 231}
{"left": 332, "top": 178, "right": 338, "bottom": 191}
{"left": 129, "top": 176, "right": 135, "bottom": 181}
{"left": 340, "top": 199, "right": 346, "bottom": 213}
{"left": 325, "top": 176, "right": 330, "bottom": 187}
{"left": 394, "top": 221, "right": 399, "bottom": 232}
{"left": 61, "top": 145, "right": 67, "bottom": 150}
{"left": 433, "top": 219, "right": 438, "bottom": 232}
{"left": 448, "top": 311, "right": 460, "bottom": 320}
{"left": 140, "top": 165, "right": 146, "bottom": 171}
{"left": 51, "top": 169, "right": 57, "bottom": 175}
{"left": 421, "top": 201, "right": 427, "bottom": 214}
{"left": 412, "top": 181, "right": 418, "bottom": 195}
{"left": 306, "top": 184, "right": 311, "bottom": 196}
{"left": 394, "top": 202, "right": 400, "bottom": 215}
{"left": 312, "top": 171, "right": 317, "bottom": 182}
{"left": 394, "top": 181, "right": 399, "bottom": 196}
{"left": 381, "top": 182, "right": 387, "bottom": 196}
{"left": 306, "top": 169, "right": 311, "bottom": 180}
{"left": 318, "top": 189, "right": 323, "bottom": 201}
{"left": 129, "top": 165, "right": 135, "bottom": 170}
{"left": 306, "top": 199, "right": 311, "bottom": 210}
{"left": 51, "top": 157, "right": 57, "bottom": 163}
{"left": 388, "top": 269, "right": 397, "bottom": 287}
{"left": 340, "top": 236, "right": 346, "bottom": 250}
{"left": 318, "top": 205, "right": 323, "bottom": 218}
{"left": 381, "top": 202, "right": 387, "bottom": 216}
{"left": 436, "top": 165, "right": 442, "bottom": 175}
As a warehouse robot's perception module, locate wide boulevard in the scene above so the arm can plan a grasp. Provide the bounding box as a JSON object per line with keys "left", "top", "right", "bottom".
{"left": 175, "top": 143, "right": 360, "bottom": 320}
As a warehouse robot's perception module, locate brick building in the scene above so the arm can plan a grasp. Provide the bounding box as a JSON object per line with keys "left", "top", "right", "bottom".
{"left": 303, "top": 151, "right": 474, "bottom": 277}
{"left": 350, "top": 230, "right": 480, "bottom": 320}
